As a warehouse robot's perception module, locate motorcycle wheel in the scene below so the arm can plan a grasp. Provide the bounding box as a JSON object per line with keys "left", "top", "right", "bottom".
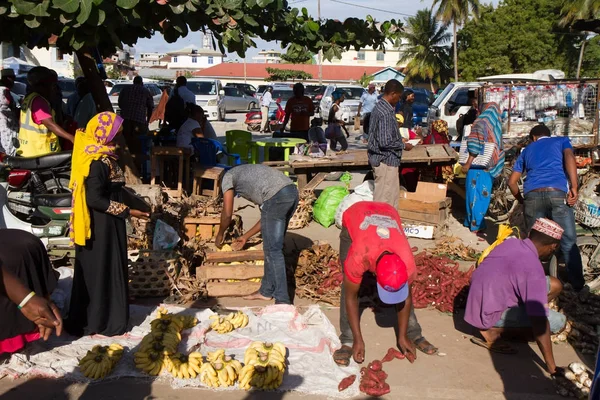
{"left": 488, "top": 166, "right": 522, "bottom": 223}
{"left": 548, "top": 236, "right": 600, "bottom": 285}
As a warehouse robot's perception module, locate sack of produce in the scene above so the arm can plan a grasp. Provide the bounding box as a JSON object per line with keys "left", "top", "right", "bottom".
{"left": 313, "top": 186, "right": 349, "bottom": 228}
{"left": 334, "top": 180, "right": 374, "bottom": 228}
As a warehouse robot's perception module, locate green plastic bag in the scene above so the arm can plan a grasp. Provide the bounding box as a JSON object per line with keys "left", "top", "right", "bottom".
{"left": 313, "top": 186, "right": 349, "bottom": 228}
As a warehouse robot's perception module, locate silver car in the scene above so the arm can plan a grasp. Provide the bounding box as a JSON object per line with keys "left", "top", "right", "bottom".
{"left": 109, "top": 83, "right": 163, "bottom": 115}
{"left": 223, "top": 86, "right": 257, "bottom": 112}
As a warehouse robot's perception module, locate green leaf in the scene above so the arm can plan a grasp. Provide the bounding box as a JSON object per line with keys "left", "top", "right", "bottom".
{"left": 116, "top": 0, "right": 140, "bottom": 10}
{"left": 243, "top": 14, "right": 259, "bottom": 26}
{"left": 14, "top": 0, "right": 50, "bottom": 17}
{"left": 24, "top": 16, "right": 41, "bottom": 28}
{"left": 306, "top": 20, "right": 319, "bottom": 32}
{"left": 76, "top": 0, "right": 92, "bottom": 24}
{"left": 52, "top": 0, "right": 79, "bottom": 13}
{"left": 169, "top": 4, "right": 186, "bottom": 14}
{"left": 256, "top": 0, "right": 274, "bottom": 7}
{"left": 87, "top": 7, "right": 105, "bottom": 26}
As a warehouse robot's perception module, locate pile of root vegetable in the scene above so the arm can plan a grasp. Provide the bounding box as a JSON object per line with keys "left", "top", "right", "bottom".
{"left": 412, "top": 252, "right": 474, "bottom": 313}
{"left": 551, "top": 286, "right": 600, "bottom": 356}
{"left": 293, "top": 243, "right": 343, "bottom": 306}
{"left": 553, "top": 362, "right": 593, "bottom": 398}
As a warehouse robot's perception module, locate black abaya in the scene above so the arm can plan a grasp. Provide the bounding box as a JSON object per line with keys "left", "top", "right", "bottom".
{"left": 67, "top": 157, "right": 130, "bottom": 337}
{"left": 0, "top": 230, "right": 56, "bottom": 340}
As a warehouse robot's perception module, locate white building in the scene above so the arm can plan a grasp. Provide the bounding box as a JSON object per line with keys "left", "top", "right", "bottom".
{"left": 166, "top": 45, "right": 224, "bottom": 70}
{"left": 137, "top": 52, "right": 168, "bottom": 68}
{"left": 323, "top": 42, "right": 405, "bottom": 69}
{"left": 23, "top": 46, "right": 75, "bottom": 78}
{"left": 252, "top": 49, "right": 282, "bottom": 64}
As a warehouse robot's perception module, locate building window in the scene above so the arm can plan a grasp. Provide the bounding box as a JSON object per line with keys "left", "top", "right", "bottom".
{"left": 357, "top": 51, "right": 365, "bottom": 61}
{"left": 173, "top": 57, "right": 178, "bottom": 63}
{"left": 192, "top": 56, "right": 197, "bottom": 63}
{"left": 56, "top": 48, "right": 64, "bottom": 61}
{"left": 376, "top": 51, "right": 384, "bottom": 61}
{"left": 208, "top": 56, "right": 214, "bottom": 65}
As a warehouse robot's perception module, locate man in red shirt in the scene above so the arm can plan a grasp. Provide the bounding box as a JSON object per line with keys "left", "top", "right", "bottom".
{"left": 280, "top": 83, "right": 314, "bottom": 141}
{"left": 333, "top": 201, "right": 437, "bottom": 366}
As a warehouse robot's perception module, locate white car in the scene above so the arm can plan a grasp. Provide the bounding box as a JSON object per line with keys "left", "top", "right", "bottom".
{"left": 184, "top": 78, "right": 226, "bottom": 121}
{"left": 319, "top": 85, "right": 365, "bottom": 124}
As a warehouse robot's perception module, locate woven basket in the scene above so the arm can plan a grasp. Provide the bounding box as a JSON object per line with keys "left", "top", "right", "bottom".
{"left": 128, "top": 250, "right": 179, "bottom": 298}
{"left": 288, "top": 208, "right": 311, "bottom": 230}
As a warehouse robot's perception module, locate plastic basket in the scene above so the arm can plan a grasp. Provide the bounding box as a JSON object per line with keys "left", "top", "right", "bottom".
{"left": 574, "top": 200, "right": 600, "bottom": 228}
{"left": 128, "top": 250, "right": 179, "bottom": 298}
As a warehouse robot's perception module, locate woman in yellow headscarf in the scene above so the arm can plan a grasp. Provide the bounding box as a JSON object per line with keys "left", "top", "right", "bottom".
{"left": 65, "top": 112, "right": 149, "bottom": 337}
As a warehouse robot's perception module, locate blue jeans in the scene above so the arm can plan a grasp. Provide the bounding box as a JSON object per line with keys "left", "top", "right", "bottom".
{"left": 258, "top": 185, "right": 299, "bottom": 304}
{"left": 494, "top": 277, "right": 566, "bottom": 333}
{"left": 524, "top": 191, "right": 585, "bottom": 291}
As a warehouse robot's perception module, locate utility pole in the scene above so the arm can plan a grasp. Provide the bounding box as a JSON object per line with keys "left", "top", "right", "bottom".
{"left": 576, "top": 37, "right": 587, "bottom": 80}
{"left": 318, "top": 0, "right": 323, "bottom": 85}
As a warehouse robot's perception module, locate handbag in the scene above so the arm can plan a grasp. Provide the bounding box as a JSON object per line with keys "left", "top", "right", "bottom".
{"left": 458, "top": 125, "right": 496, "bottom": 168}
{"left": 325, "top": 124, "right": 341, "bottom": 140}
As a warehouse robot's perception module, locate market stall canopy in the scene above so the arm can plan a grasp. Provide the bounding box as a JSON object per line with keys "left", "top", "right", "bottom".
{"left": 478, "top": 70, "right": 566, "bottom": 83}
{"left": 1, "top": 57, "right": 35, "bottom": 74}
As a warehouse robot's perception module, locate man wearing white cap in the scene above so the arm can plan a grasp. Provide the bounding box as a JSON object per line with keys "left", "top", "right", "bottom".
{"left": 465, "top": 218, "right": 567, "bottom": 375}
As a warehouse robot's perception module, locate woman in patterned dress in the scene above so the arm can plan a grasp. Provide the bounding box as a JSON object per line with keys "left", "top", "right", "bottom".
{"left": 66, "top": 112, "right": 149, "bottom": 337}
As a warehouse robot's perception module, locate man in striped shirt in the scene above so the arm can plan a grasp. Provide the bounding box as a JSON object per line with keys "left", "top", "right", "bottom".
{"left": 367, "top": 79, "right": 414, "bottom": 206}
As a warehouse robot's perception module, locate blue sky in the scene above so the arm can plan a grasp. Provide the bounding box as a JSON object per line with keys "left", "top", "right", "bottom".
{"left": 135, "top": 0, "right": 499, "bottom": 59}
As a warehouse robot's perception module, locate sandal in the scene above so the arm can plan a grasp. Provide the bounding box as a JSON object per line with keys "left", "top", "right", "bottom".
{"left": 470, "top": 337, "right": 518, "bottom": 354}
{"left": 413, "top": 337, "right": 438, "bottom": 355}
{"left": 333, "top": 345, "right": 353, "bottom": 367}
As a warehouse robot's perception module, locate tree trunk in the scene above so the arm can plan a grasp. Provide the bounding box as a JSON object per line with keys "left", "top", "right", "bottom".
{"left": 75, "top": 49, "right": 142, "bottom": 185}
{"left": 453, "top": 22, "right": 459, "bottom": 82}
{"left": 429, "top": 77, "right": 435, "bottom": 93}
{"left": 576, "top": 38, "right": 587, "bottom": 80}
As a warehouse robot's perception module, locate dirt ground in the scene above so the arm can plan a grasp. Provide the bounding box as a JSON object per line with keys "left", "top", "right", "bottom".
{"left": 0, "top": 172, "right": 592, "bottom": 400}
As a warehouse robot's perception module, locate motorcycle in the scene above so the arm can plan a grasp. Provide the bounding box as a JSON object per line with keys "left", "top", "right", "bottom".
{"left": 245, "top": 108, "right": 262, "bottom": 132}
{"left": 0, "top": 151, "right": 72, "bottom": 219}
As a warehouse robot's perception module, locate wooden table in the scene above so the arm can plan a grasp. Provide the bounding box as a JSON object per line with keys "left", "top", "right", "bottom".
{"left": 150, "top": 147, "right": 192, "bottom": 198}
{"left": 265, "top": 144, "right": 458, "bottom": 189}
{"left": 250, "top": 137, "right": 307, "bottom": 163}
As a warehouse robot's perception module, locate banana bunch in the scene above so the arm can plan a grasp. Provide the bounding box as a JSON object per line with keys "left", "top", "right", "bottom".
{"left": 239, "top": 342, "right": 287, "bottom": 390}
{"left": 150, "top": 316, "right": 183, "bottom": 335}
{"left": 156, "top": 307, "right": 198, "bottom": 330}
{"left": 79, "top": 344, "right": 123, "bottom": 380}
{"left": 225, "top": 278, "right": 261, "bottom": 282}
{"left": 134, "top": 349, "right": 165, "bottom": 376}
{"left": 224, "top": 310, "right": 249, "bottom": 329}
{"left": 166, "top": 352, "right": 203, "bottom": 379}
{"left": 199, "top": 352, "right": 242, "bottom": 387}
{"left": 140, "top": 331, "right": 181, "bottom": 355}
{"left": 238, "top": 355, "right": 283, "bottom": 390}
{"left": 209, "top": 315, "right": 235, "bottom": 334}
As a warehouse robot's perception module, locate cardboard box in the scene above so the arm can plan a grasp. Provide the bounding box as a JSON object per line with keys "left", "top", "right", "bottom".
{"left": 403, "top": 224, "right": 435, "bottom": 239}
{"left": 398, "top": 182, "right": 451, "bottom": 225}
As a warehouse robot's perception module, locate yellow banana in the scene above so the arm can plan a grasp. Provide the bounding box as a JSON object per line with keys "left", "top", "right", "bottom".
{"left": 272, "top": 342, "right": 287, "bottom": 359}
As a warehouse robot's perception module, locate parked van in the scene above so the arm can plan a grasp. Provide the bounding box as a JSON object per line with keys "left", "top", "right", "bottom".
{"left": 320, "top": 85, "right": 365, "bottom": 123}
{"left": 184, "top": 78, "right": 226, "bottom": 121}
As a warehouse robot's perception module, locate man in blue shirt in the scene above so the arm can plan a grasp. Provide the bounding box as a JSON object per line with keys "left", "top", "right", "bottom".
{"left": 508, "top": 124, "right": 584, "bottom": 291}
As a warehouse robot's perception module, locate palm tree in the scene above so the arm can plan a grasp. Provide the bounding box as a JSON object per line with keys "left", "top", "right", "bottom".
{"left": 560, "top": 0, "right": 599, "bottom": 26}
{"left": 432, "top": 0, "right": 480, "bottom": 81}
{"left": 399, "top": 9, "right": 451, "bottom": 92}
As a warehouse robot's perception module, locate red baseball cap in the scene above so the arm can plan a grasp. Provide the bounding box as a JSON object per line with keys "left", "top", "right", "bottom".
{"left": 375, "top": 253, "right": 409, "bottom": 304}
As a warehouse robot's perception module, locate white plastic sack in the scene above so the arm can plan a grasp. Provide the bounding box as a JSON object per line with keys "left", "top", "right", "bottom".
{"left": 153, "top": 219, "right": 180, "bottom": 250}
{"left": 334, "top": 180, "right": 374, "bottom": 228}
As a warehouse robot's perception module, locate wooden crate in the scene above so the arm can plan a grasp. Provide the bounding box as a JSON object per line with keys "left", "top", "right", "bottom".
{"left": 183, "top": 216, "right": 221, "bottom": 240}
{"left": 198, "top": 249, "right": 265, "bottom": 297}
{"left": 398, "top": 197, "right": 452, "bottom": 225}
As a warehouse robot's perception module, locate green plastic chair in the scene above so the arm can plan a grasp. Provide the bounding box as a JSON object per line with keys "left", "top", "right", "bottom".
{"left": 225, "top": 130, "right": 254, "bottom": 165}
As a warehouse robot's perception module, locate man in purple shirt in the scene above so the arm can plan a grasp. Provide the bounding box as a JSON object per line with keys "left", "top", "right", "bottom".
{"left": 465, "top": 218, "right": 566, "bottom": 375}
